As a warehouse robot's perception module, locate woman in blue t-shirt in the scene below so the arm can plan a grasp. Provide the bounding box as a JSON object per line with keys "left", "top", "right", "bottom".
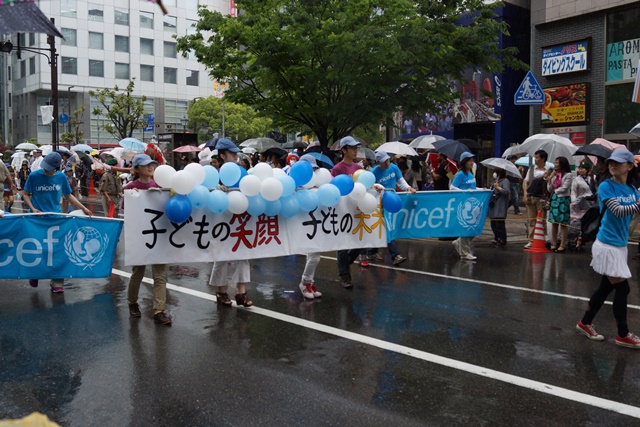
{"left": 450, "top": 152, "right": 477, "bottom": 261}
{"left": 576, "top": 149, "right": 640, "bottom": 349}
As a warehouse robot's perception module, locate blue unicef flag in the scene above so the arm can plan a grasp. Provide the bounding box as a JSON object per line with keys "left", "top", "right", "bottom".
{"left": 0, "top": 214, "right": 122, "bottom": 280}
{"left": 384, "top": 190, "right": 491, "bottom": 241}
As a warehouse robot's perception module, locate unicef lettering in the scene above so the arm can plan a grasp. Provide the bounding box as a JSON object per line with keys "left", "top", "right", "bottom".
{"left": 0, "top": 226, "right": 59, "bottom": 267}
{"left": 388, "top": 198, "right": 455, "bottom": 231}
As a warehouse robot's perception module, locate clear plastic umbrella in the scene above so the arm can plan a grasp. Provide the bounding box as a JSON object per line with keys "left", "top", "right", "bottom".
{"left": 480, "top": 157, "right": 522, "bottom": 179}
{"left": 239, "top": 137, "right": 280, "bottom": 151}
{"left": 376, "top": 141, "right": 418, "bottom": 157}
{"left": 15, "top": 142, "right": 38, "bottom": 150}
{"left": 409, "top": 134, "right": 445, "bottom": 150}
{"left": 511, "top": 134, "right": 578, "bottom": 164}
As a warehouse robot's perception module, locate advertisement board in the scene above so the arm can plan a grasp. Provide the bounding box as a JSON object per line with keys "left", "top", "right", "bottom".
{"left": 606, "top": 38, "right": 640, "bottom": 82}
{"left": 542, "top": 39, "right": 589, "bottom": 76}
{"left": 541, "top": 83, "right": 589, "bottom": 127}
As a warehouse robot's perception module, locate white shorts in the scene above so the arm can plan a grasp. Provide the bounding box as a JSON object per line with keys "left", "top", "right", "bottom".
{"left": 590, "top": 239, "right": 632, "bottom": 279}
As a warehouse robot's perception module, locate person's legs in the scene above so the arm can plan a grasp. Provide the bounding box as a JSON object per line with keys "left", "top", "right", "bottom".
{"left": 234, "top": 260, "right": 253, "bottom": 307}
{"left": 151, "top": 264, "right": 167, "bottom": 311}
{"left": 127, "top": 265, "right": 146, "bottom": 305}
{"left": 497, "top": 221, "right": 507, "bottom": 244}
{"left": 526, "top": 201, "right": 537, "bottom": 241}
{"left": 101, "top": 194, "right": 110, "bottom": 217}
{"left": 560, "top": 225, "right": 569, "bottom": 249}
{"left": 510, "top": 186, "right": 520, "bottom": 214}
{"left": 302, "top": 253, "right": 321, "bottom": 284}
{"left": 581, "top": 275, "right": 615, "bottom": 325}
{"left": 490, "top": 220, "right": 499, "bottom": 241}
{"left": 210, "top": 262, "right": 232, "bottom": 306}
{"left": 612, "top": 280, "right": 630, "bottom": 337}
{"left": 458, "top": 237, "right": 475, "bottom": 259}
{"left": 387, "top": 240, "right": 400, "bottom": 258}
{"left": 551, "top": 223, "right": 559, "bottom": 249}
{"left": 50, "top": 278, "right": 64, "bottom": 292}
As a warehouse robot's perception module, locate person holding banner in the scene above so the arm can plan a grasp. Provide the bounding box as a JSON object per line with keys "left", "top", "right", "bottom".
{"left": 488, "top": 168, "right": 510, "bottom": 247}
{"left": 125, "top": 154, "right": 173, "bottom": 325}
{"left": 207, "top": 138, "right": 253, "bottom": 308}
{"left": 370, "top": 151, "right": 415, "bottom": 265}
{"left": 22, "top": 152, "right": 93, "bottom": 292}
{"left": 450, "top": 152, "right": 477, "bottom": 261}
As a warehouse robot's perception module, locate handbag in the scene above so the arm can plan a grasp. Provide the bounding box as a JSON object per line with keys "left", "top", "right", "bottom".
{"left": 108, "top": 202, "right": 115, "bottom": 218}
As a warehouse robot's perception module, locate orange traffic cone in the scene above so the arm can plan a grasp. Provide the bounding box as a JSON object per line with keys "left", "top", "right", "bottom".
{"left": 524, "top": 210, "right": 552, "bottom": 253}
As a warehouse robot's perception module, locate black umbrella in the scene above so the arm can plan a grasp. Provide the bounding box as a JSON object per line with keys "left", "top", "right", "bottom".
{"left": 283, "top": 141, "right": 308, "bottom": 149}
{"left": 263, "top": 147, "right": 287, "bottom": 158}
{"left": 0, "top": 2, "right": 64, "bottom": 37}
{"left": 458, "top": 138, "right": 483, "bottom": 149}
{"left": 75, "top": 151, "right": 94, "bottom": 169}
{"left": 574, "top": 144, "right": 613, "bottom": 159}
{"left": 432, "top": 139, "right": 472, "bottom": 162}
{"left": 204, "top": 137, "right": 219, "bottom": 149}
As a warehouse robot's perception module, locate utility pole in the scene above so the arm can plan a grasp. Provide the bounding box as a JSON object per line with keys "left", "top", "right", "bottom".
{"left": 48, "top": 18, "right": 59, "bottom": 151}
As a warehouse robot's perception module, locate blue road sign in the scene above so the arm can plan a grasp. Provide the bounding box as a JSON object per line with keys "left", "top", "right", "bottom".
{"left": 59, "top": 113, "right": 69, "bottom": 124}
{"left": 514, "top": 71, "right": 545, "bottom": 105}
{"left": 144, "top": 113, "right": 154, "bottom": 132}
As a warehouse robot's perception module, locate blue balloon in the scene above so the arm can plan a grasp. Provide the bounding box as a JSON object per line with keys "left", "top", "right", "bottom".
{"left": 296, "top": 189, "right": 319, "bottom": 212}
{"left": 317, "top": 184, "right": 341, "bottom": 207}
{"left": 165, "top": 195, "right": 192, "bottom": 223}
{"left": 280, "top": 195, "right": 300, "bottom": 218}
{"left": 203, "top": 165, "right": 220, "bottom": 188}
{"left": 247, "top": 195, "right": 267, "bottom": 216}
{"left": 278, "top": 175, "right": 296, "bottom": 197}
{"left": 207, "top": 189, "right": 229, "bottom": 213}
{"left": 357, "top": 171, "right": 376, "bottom": 189}
{"left": 187, "top": 185, "right": 209, "bottom": 209}
{"left": 230, "top": 166, "right": 248, "bottom": 188}
{"left": 382, "top": 190, "right": 403, "bottom": 213}
{"left": 331, "top": 175, "right": 355, "bottom": 196}
{"left": 264, "top": 199, "right": 282, "bottom": 216}
{"left": 219, "top": 162, "right": 241, "bottom": 186}
{"left": 288, "top": 161, "right": 313, "bottom": 187}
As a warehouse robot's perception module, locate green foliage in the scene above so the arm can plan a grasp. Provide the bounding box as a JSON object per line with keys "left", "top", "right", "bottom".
{"left": 60, "top": 105, "right": 86, "bottom": 145}
{"left": 88, "top": 79, "right": 147, "bottom": 140}
{"left": 176, "top": 0, "right": 524, "bottom": 147}
{"left": 187, "top": 97, "right": 273, "bottom": 143}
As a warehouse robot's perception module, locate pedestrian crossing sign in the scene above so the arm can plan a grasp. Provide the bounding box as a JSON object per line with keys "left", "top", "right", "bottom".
{"left": 514, "top": 71, "right": 545, "bottom": 105}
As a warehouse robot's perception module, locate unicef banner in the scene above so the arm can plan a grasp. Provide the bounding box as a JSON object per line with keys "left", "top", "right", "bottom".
{"left": 384, "top": 190, "right": 491, "bottom": 241}
{"left": 0, "top": 214, "right": 123, "bottom": 280}
{"left": 124, "top": 190, "right": 387, "bottom": 266}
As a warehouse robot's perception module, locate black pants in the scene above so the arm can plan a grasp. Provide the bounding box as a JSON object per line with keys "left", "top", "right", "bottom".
{"left": 491, "top": 220, "right": 507, "bottom": 243}
{"left": 337, "top": 249, "right": 361, "bottom": 276}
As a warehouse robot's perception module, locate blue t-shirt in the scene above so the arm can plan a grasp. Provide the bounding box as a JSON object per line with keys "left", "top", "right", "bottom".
{"left": 597, "top": 179, "right": 639, "bottom": 247}
{"left": 371, "top": 163, "right": 403, "bottom": 189}
{"left": 24, "top": 169, "right": 72, "bottom": 213}
{"left": 451, "top": 170, "right": 476, "bottom": 190}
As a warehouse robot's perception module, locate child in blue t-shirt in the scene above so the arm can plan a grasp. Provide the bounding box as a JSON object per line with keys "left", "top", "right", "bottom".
{"left": 450, "top": 152, "right": 477, "bottom": 261}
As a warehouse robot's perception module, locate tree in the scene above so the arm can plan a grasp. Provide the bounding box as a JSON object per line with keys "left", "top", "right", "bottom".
{"left": 188, "top": 97, "right": 273, "bottom": 143}
{"left": 60, "top": 105, "right": 86, "bottom": 146}
{"left": 89, "top": 79, "right": 147, "bottom": 140}
{"left": 176, "top": 0, "right": 523, "bottom": 147}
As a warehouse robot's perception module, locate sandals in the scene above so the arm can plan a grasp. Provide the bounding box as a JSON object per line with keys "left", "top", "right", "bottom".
{"left": 216, "top": 292, "right": 233, "bottom": 306}
{"left": 555, "top": 247, "right": 566, "bottom": 253}
{"left": 235, "top": 292, "right": 253, "bottom": 307}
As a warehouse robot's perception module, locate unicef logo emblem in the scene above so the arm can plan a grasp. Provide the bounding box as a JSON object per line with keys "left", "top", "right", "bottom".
{"left": 64, "top": 226, "right": 109, "bottom": 269}
{"left": 457, "top": 197, "right": 483, "bottom": 230}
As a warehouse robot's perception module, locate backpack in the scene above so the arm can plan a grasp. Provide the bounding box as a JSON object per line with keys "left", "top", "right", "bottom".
{"left": 580, "top": 206, "right": 603, "bottom": 243}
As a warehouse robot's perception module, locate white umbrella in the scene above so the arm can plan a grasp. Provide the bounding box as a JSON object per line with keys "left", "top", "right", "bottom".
{"left": 514, "top": 156, "right": 554, "bottom": 169}
{"left": 512, "top": 134, "right": 578, "bottom": 164}
{"left": 242, "top": 147, "right": 257, "bottom": 154}
{"left": 629, "top": 123, "right": 640, "bottom": 138}
{"left": 39, "top": 144, "right": 53, "bottom": 155}
{"left": 409, "top": 134, "right": 445, "bottom": 150}
{"left": 480, "top": 157, "right": 522, "bottom": 179}
{"left": 239, "top": 137, "right": 279, "bottom": 151}
{"left": 376, "top": 141, "right": 419, "bottom": 157}
{"left": 501, "top": 145, "right": 523, "bottom": 158}
{"left": 15, "top": 142, "right": 38, "bottom": 150}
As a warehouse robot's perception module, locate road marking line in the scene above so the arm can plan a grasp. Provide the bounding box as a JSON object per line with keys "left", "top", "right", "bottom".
{"left": 321, "top": 256, "right": 640, "bottom": 310}
{"left": 112, "top": 267, "right": 640, "bottom": 418}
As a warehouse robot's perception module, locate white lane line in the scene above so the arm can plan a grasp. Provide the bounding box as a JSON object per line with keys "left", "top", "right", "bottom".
{"left": 320, "top": 256, "right": 640, "bottom": 311}
{"left": 111, "top": 268, "right": 640, "bottom": 419}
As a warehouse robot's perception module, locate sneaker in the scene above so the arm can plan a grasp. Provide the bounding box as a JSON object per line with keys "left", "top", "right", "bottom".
{"left": 340, "top": 274, "right": 353, "bottom": 289}
{"left": 154, "top": 311, "right": 172, "bottom": 325}
{"left": 358, "top": 259, "right": 370, "bottom": 267}
{"left": 367, "top": 253, "right": 383, "bottom": 262}
{"left": 310, "top": 284, "right": 322, "bottom": 298}
{"left": 129, "top": 303, "right": 142, "bottom": 318}
{"left": 28, "top": 279, "right": 38, "bottom": 288}
{"left": 452, "top": 239, "right": 461, "bottom": 255}
{"left": 461, "top": 254, "right": 477, "bottom": 261}
{"left": 51, "top": 287, "right": 64, "bottom": 293}
{"left": 524, "top": 242, "right": 532, "bottom": 249}
{"left": 393, "top": 255, "right": 407, "bottom": 266}
{"left": 299, "top": 282, "right": 315, "bottom": 299}
{"left": 616, "top": 333, "right": 640, "bottom": 348}
{"left": 576, "top": 321, "right": 605, "bottom": 341}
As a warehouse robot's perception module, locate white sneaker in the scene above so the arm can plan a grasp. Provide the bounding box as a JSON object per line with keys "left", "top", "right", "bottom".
{"left": 299, "top": 282, "right": 315, "bottom": 299}
{"left": 524, "top": 242, "right": 532, "bottom": 249}
{"left": 461, "top": 254, "right": 477, "bottom": 261}
{"left": 310, "top": 284, "right": 322, "bottom": 298}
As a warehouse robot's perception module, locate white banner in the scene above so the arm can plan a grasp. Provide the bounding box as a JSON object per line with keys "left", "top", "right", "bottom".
{"left": 124, "top": 190, "right": 387, "bottom": 266}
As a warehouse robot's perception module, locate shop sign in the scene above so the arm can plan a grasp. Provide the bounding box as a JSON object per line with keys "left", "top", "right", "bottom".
{"left": 542, "top": 39, "right": 589, "bottom": 76}
{"left": 606, "top": 38, "right": 640, "bottom": 82}
{"left": 541, "top": 83, "right": 589, "bottom": 127}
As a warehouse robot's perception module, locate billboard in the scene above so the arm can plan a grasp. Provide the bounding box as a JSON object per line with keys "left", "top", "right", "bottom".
{"left": 541, "top": 83, "right": 589, "bottom": 127}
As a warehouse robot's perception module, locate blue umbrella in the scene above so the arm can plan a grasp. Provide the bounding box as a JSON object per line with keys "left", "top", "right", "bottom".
{"left": 118, "top": 137, "right": 147, "bottom": 153}
{"left": 304, "top": 152, "right": 334, "bottom": 169}
{"left": 70, "top": 143, "right": 94, "bottom": 153}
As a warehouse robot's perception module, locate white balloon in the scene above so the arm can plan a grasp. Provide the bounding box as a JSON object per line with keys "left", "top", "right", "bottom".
{"left": 227, "top": 191, "right": 249, "bottom": 214}
{"left": 260, "top": 177, "right": 284, "bottom": 201}
{"left": 314, "top": 168, "right": 332, "bottom": 186}
{"left": 358, "top": 193, "right": 379, "bottom": 214}
{"left": 272, "top": 168, "right": 286, "bottom": 178}
{"left": 239, "top": 174, "right": 262, "bottom": 197}
{"left": 302, "top": 173, "right": 317, "bottom": 189}
{"left": 154, "top": 165, "right": 176, "bottom": 188}
{"left": 349, "top": 182, "right": 367, "bottom": 200}
{"left": 171, "top": 170, "right": 197, "bottom": 195}
{"left": 252, "top": 162, "right": 274, "bottom": 181}
{"left": 184, "top": 163, "right": 206, "bottom": 186}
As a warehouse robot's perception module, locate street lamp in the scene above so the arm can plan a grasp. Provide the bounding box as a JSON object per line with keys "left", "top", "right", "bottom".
{"left": 67, "top": 85, "right": 75, "bottom": 137}
{"left": 180, "top": 116, "right": 188, "bottom": 132}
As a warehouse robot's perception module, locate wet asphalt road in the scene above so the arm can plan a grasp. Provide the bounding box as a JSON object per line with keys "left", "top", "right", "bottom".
{"left": 2, "top": 200, "right": 640, "bottom": 426}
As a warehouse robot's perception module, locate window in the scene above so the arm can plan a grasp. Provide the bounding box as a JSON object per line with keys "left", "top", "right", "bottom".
{"left": 115, "top": 35, "right": 129, "bottom": 53}
{"left": 186, "top": 0, "right": 198, "bottom": 11}
{"left": 164, "top": 0, "right": 177, "bottom": 6}
{"left": 29, "top": 57, "right": 35, "bottom": 75}
{"left": 61, "top": 28, "right": 77, "bottom": 46}
{"left": 19, "top": 60, "right": 25, "bottom": 78}
{"left": 140, "top": 11, "right": 154, "bottom": 29}
{"left": 164, "top": 67, "right": 177, "bottom": 84}
{"left": 89, "top": 32, "right": 103, "bottom": 50}
{"left": 115, "top": 63, "right": 130, "bottom": 79}
{"left": 61, "top": 0, "right": 77, "bottom": 18}
{"left": 165, "top": 99, "right": 189, "bottom": 128}
{"left": 88, "top": 3, "right": 104, "bottom": 22}
{"left": 163, "top": 41, "right": 177, "bottom": 58}
{"left": 186, "top": 70, "right": 199, "bottom": 86}
{"left": 187, "top": 19, "right": 198, "bottom": 35}
{"left": 115, "top": 8, "right": 129, "bottom": 26}
{"left": 61, "top": 57, "right": 77, "bottom": 75}
{"left": 163, "top": 16, "right": 177, "bottom": 33}
{"left": 140, "top": 38, "right": 154, "bottom": 55}
{"left": 29, "top": 33, "right": 35, "bottom": 46}
{"left": 89, "top": 60, "right": 104, "bottom": 77}
{"left": 141, "top": 65, "right": 154, "bottom": 82}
